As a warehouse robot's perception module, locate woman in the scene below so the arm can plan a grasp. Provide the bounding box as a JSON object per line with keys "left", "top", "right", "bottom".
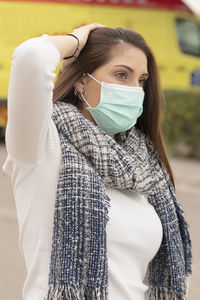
{"left": 2, "top": 23, "right": 192, "bottom": 300}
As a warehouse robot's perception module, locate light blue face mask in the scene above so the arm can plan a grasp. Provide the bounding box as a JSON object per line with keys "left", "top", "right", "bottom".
{"left": 81, "top": 73, "right": 145, "bottom": 135}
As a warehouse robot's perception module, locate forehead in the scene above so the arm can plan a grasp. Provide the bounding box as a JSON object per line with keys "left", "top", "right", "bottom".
{"left": 105, "top": 43, "right": 148, "bottom": 73}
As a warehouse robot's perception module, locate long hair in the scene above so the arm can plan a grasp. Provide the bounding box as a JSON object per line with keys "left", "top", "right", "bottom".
{"left": 52, "top": 27, "right": 174, "bottom": 184}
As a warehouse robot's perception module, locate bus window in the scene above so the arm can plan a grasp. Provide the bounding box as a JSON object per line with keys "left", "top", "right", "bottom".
{"left": 176, "top": 17, "right": 200, "bottom": 57}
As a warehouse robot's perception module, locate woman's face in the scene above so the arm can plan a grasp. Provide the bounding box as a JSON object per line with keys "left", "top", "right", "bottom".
{"left": 76, "top": 43, "right": 148, "bottom": 132}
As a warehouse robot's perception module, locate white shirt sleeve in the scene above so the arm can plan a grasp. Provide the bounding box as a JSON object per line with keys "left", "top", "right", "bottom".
{"left": 5, "top": 33, "right": 61, "bottom": 164}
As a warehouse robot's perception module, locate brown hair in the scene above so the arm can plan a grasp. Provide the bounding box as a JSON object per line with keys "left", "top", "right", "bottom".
{"left": 52, "top": 27, "right": 174, "bottom": 185}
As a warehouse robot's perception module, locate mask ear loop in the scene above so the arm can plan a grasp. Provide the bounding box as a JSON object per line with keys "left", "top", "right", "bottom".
{"left": 80, "top": 92, "right": 91, "bottom": 108}
{"left": 74, "top": 58, "right": 101, "bottom": 107}
{"left": 74, "top": 57, "right": 101, "bottom": 85}
{"left": 87, "top": 73, "right": 101, "bottom": 85}
{"left": 82, "top": 74, "right": 101, "bottom": 108}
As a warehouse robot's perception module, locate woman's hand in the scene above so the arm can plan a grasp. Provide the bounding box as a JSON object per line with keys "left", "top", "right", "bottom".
{"left": 61, "top": 23, "right": 105, "bottom": 71}
{"left": 71, "top": 23, "right": 105, "bottom": 54}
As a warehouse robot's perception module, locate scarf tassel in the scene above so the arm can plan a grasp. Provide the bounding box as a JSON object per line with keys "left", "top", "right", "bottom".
{"left": 147, "top": 286, "right": 186, "bottom": 300}
{"left": 45, "top": 285, "right": 108, "bottom": 300}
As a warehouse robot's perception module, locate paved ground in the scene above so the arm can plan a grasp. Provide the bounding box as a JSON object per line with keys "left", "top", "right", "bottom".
{"left": 0, "top": 141, "right": 200, "bottom": 300}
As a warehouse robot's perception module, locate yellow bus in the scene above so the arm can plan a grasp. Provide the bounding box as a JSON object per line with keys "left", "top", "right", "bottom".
{"left": 0, "top": 0, "right": 200, "bottom": 133}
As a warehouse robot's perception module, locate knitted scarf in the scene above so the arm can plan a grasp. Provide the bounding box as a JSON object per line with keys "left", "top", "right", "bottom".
{"left": 45, "top": 101, "right": 192, "bottom": 300}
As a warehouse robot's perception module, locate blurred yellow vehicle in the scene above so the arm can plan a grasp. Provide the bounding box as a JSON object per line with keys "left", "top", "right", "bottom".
{"left": 0, "top": 0, "right": 200, "bottom": 133}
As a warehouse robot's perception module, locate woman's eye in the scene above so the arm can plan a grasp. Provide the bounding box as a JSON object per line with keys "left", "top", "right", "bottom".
{"left": 115, "top": 72, "right": 127, "bottom": 80}
{"left": 139, "top": 78, "right": 147, "bottom": 87}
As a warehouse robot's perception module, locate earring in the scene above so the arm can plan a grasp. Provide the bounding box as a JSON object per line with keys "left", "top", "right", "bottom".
{"left": 83, "top": 89, "right": 87, "bottom": 97}
{"left": 74, "top": 88, "right": 79, "bottom": 96}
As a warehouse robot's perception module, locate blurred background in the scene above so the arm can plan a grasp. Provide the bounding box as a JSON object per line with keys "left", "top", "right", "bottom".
{"left": 0, "top": 0, "right": 199, "bottom": 299}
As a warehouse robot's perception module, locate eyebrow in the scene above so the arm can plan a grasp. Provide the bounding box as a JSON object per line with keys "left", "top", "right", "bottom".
{"left": 113, "top": 64, "right": 149, "bottom": 77}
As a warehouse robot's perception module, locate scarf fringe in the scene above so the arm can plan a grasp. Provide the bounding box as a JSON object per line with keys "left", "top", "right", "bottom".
{"left": 147, "top": 286, "right": 186, "bottom": 300}
{"left": 45, "top": 285, "right": 187, "bottom": 300}
{"left": 45, "top": 285, "right": 108, "bottom": 300}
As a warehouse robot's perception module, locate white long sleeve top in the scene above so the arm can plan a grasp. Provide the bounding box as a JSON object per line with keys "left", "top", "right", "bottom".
{"left": 2, "top": 33, "right": 163, "bottom": 300}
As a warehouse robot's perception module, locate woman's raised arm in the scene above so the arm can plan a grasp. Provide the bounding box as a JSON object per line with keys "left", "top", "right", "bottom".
{"left": 5, "top": 33, "right": 61, "bottom": 163}
{"left": 5, "top": 24, "right": 104, "bottom": 164}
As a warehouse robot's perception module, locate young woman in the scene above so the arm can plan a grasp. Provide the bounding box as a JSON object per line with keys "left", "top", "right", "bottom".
{"left": 2, "top": 23, "right": 192, "bottom": 300}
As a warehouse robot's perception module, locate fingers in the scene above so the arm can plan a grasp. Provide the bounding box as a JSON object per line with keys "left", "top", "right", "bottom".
{"left": 76, "top": 23, "right": 105, "bottom": 30}
{"left": 84, "top": 23, "right": 106, "bottom": 30}
{"left": 73, "top": 23, "right": 106, "bottom": 35}
{"left": 71, "top": 23, "right": 106, "bottom": 51}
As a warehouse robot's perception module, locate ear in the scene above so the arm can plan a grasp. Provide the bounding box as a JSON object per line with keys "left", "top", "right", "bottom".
{"left": 74, "top": 75, "right": 88, "bottom": 94}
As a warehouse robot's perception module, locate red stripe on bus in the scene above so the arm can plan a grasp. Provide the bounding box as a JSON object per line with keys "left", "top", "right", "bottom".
{"left": 0, "top": 0, "right": 190, "bottom": 12}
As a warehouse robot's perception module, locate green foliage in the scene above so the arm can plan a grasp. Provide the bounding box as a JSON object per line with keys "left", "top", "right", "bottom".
{"left": 163, "top": 90, "right": 200, "bottom": 158}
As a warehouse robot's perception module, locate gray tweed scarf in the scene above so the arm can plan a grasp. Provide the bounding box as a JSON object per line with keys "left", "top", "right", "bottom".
{"left": 45, "top": 101, "right": 192, "bottom": 300}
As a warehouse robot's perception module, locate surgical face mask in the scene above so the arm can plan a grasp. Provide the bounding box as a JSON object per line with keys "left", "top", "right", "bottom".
{"left": 81, "top": 73, "right": 145, "bottom": 135}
